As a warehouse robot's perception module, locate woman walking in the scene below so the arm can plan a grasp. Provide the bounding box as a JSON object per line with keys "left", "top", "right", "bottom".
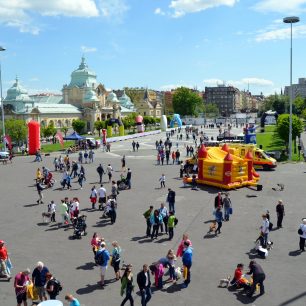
{"left": 120, "top": 265, "right": 134, "bottom": 306}
{"left": 111, "top": 241, "right": 121, "bottom": 280}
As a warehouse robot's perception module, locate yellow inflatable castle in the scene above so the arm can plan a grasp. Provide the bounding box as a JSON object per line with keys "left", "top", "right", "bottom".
{"left": 184, "top": 144, "right": 260, "bottom": 189}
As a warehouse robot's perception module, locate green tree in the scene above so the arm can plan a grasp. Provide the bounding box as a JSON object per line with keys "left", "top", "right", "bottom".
{"left": 72, "top": 119, "right": 86, "bottom": 134}
{"left": 293, "top": 96, "right": 306, "bottom": 115}
{"left": 276, "top": 114, "right": 303, "bottom": 150}
{"left": 60, "top": 126, "right": 69, "bottom": 137}
{"left": 262, "top": 94, "right": 288, "bottom": 114}
{"left": 94, "top": 120, "right": 105, "bottom": 136}
{"left": 3, "top": 119, "right": 27, "bottom": 143}
{"left": 42, "top": 122, "right": 57, "bottom": 138}
{"left": 203, "top": 103, "right": 219, "bottom": 115}
{"left": 301, "top": 108, "right": 306, "bottom": 120}
{"left": 172, "top": 87, "right": 203, "bottom": 116}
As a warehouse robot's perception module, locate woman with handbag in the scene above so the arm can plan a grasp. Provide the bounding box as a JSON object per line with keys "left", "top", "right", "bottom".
{"left": 298, "top": 218, "right": 306, "bottom": 252}
{"left": 111, "top": 241, "right": 121, "bottom": 280}
{"left": 120, "top": 265, "right": 134, "bottom": 306}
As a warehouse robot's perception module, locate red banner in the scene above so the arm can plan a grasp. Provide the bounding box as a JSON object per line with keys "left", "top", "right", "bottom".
{"left": 3, "top": 135, "right": 12, "bottom": 150}
{"left": 55, "top": 131, "right": 64, "bottom": 148}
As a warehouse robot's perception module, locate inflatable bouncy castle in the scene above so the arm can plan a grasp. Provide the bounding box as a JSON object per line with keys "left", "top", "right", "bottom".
{"left": 184, "top": 144, "right": 259, "bottom": 189}
{"left": 136, "top": 115, "right": 144, "bottom": 133}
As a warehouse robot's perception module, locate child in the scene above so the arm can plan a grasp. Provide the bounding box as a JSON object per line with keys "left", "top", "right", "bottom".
{"left": 159, "top": 174, "right": 166, "bottom": 188}
{"left": 155, "top": 263, "right": 164, "bottom": 289}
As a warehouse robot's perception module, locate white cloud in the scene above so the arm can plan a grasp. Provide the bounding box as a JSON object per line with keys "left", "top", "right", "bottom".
{"left": 99, "top": 0, "right": 129, "bottom": 22}
{"left": 29, "top": 77, "right": 39, "bottom": 82}
{"left": 253, "top": 0, "right": 306, "bottom": 14}
{"left": 81, "top": 45, "right": 97, "bottom": 53}
{"left": 169, "top": 0, "right": 238, "bottom": 17}
{"left": 204, "top": 77, "right": 274, "bottom": 87}
{"left": 255, "top": 25, "right": 306, "bottom": 42}
{"left": 203, "top": 78, "right": 224, "bottom": 86}
{"left": 0, "top": 0, "right": 129, "bottom": 34}
{"left": 154, "top": 8, "right": 166, "bottom": 15}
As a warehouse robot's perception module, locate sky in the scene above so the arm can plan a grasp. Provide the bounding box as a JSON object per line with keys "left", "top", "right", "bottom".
{"left": 0, "top": 0, "right": 306, "bottom": 97}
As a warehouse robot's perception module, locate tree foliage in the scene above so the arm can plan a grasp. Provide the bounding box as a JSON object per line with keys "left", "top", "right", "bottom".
{"left": 60, "top": 126, "right": 69, "bottom": 137}
{"left": 203, "top": 103, "right": 219, "bottom": 115}
{"left": 293, "top": 96, "right": 306, "bottom": 115}
{"left": 94, "top": 120, "right": 105, "bottom": 136}
{"left": 72, "top": 119, "right": 86, "bottom": 134}
{"left": 3, "top": 119, "right": 27, "bottom": 143}
{"left": 172, "top": 87, "right": 203, "bottom": 116}
{"left": 262, "top": 94, "right": 289, "bottom": 114}
{"left": 276, "top": 114, "right": 303, "bottom": 145}
{"left": 42, "top": 122, "right": 57, "bottom": 138}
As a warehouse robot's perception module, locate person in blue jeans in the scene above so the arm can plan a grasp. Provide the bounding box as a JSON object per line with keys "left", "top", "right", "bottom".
{"left": 181, "top": 241, "right": 193, "bottom": 288}
{"left": 215, "top": 207, "right": 223, "bottom": 236}
{"left": 137, "top": 264, "right": 152, "bottom": 306}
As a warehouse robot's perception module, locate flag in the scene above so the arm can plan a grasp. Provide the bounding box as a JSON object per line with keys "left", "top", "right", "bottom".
{"left": 3, "top": 135, "right": 12, "bottom": 150}
{"left": 55, "top": 131, "right": 64, "bottom": 148}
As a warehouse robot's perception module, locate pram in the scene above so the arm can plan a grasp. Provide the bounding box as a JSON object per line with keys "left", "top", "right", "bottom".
{"left": 117, "top": 176, "right": 128, "bottom": 190}
{"left": 72, "top": 215, "right": 87, "bottom": 239}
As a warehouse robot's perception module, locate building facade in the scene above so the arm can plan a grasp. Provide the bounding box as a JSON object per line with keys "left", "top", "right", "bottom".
{"left": 284, "top": 78, "right": 306, "bottom": 99}
{"left": 204, "top": 85, "right": 241, "bottom": 115}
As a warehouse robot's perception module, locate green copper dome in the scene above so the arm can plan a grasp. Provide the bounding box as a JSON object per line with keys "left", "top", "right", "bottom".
{"left": 5, "top": 77, "right": 32, "bottom": 102}
{"left": 69, "top": 56, "right": 97, "bottom": 88}
{"left": 107, "top": 91, "right": 119, "bottom": 103}
{"left": 119, "top": 90, "right": 135, "bottom": 109}
{"left": 84, "top": 88, "right": 99, "bottom": 102}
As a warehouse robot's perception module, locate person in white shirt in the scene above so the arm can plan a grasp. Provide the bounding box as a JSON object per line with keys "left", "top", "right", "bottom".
{"left": 98, "top": 185, "right": 107, "bottom": 208}
{"left": 70, "top": 198, "right": 80, "bottom": 218}
{"left": 107, "top": 164, "right": 113, "bottom": 182}
{"left": 299, "top": 218, "right": 306, "bottom": 252}
{"left": 159, "top": 174, "right": 166, "bottom": 188}
{"left": 48, "top": 201, "right": 56, "bottom": 222}
{"left": 260, "top": 214, "right": 270, "bottom": 247}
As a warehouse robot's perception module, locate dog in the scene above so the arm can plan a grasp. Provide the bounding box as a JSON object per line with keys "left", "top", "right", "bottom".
{"left": 207, "top": 221, "right": 217, "bottom": 234}
{"left": 272, "top": 183, "right": 285, "bottom": 191}
{"left": 218, "top": 276, "right": 231, "bottom": 288}
{"left": 42, "top": 212, "right": 52, "bottom": 223}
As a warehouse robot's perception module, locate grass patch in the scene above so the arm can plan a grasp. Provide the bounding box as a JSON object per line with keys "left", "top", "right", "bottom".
{"left": 41, "top": 141, "right": 74, "bottom": 153}
{"left": 256, "top": 125, "right": 301, "bottom": 161}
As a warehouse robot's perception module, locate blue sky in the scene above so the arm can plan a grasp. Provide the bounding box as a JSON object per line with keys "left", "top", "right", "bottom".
{"left": 0, "top": 0, "right": 306, "bottom": 96}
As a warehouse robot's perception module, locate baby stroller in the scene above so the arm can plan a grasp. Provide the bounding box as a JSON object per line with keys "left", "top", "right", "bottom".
{"left": 72, "top": 215, "right": 87, "bottom": 239}
{"left": 117, "top": 176, "right": 128, "bottom": 190}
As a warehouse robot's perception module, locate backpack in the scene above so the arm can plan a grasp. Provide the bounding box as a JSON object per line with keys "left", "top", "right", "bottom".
{"left": 110, "top": 200, "right": 115, "bottom": 209}
{"left": 47, "top": 204, "right": 52, "bottom": 213}
{"left": 53, "top": 279, "right": 63, "bottom": 293}
{"left": 174, "top": 217, "right": 178, "bottom": 226}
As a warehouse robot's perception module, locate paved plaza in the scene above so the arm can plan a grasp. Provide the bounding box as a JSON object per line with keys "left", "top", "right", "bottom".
{"left": 1, "top": 129, "right": 306, "bottom": 306}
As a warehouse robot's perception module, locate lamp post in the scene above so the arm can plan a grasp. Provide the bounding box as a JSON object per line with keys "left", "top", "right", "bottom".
{"left": 0, "top": 46, "right": 6, "bottom": 152}
{"left": 283, "top": 16, "right": 300, "bottom": 161}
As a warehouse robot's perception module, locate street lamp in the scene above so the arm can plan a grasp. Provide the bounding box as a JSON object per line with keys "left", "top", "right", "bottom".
{"left": 0, "top": 46, "right": 6, "bottom": 152}
{"left": 283, "top": 16, "right": 300, "bottom": 161}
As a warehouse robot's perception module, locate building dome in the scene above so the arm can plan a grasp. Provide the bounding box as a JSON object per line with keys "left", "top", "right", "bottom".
{"left": 5, "top": 77, "right": 32, "bottom": 102}
{"left": 119, "top": 90, "right": 134, "bottom": 109}
{"left": 84, "top": 88, "right": 99, "bottom": 102}
{"left": 69, "top": 56, "right": 97, "bottom": 88}
{"left": 107, "top": 91, "right": 119, "bottom": 103}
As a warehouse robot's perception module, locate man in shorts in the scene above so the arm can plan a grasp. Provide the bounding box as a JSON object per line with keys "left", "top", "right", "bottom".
{"left": 95, "top": 242, "right": 110, "bottom": 287}
{"left": 32, "top": 261, "right": 49, "bottom": 302}
{"left": 14, "top": 268, "right": 31, "bottom": 306}
{"left": 98, "top": 185, "right": 107, "bottom": 208}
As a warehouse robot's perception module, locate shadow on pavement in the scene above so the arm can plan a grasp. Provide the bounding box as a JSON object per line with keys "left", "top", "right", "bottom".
{"left": 164, "top": 283, "right": 182, "bottom": 293}
{"left": 92, "top": 220, "right": 110, "bottom": 227}
{"left": 130, "top": 235, "right": 148, "bottom": 241}
{"left": 233, "top": 292, "right": 256, "bottom": 304}
{"left": 245, "top": 250, "right": 260, "bottom": 260}
{"left": 76, "top": 283, "right": 101, "bottom": 295}
{"left": 24, "top": 203, "right": 39, "bottom": 207}
{"left": 76, "top": 262, "right": 96, "bottom": 270}
{"left": 288, "top": 250, "right": 302, "bottom": 257}
{"left": 203, "top": 233, "right": 216, "bottom": 239}
{"left": 36, "top": 222, "right": 49, "bottom": 226}
{"left": 155, "top": 237, "right": 170, "bottom": 243}
{"left": 278, "top": 291, "right": 306, "bottom": 306}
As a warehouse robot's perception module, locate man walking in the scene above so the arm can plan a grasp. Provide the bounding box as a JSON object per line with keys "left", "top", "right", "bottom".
{"left": 260, "top": 214, "right": 270, "bottom": 248}
{"left": 36, "top": 180, "right": 44, "bottom": 204}
{"left": 32, "top": 261, "right": 49, "bottom": 302}
{"left": 246, "top": 260, "right": 266, "bottom": 297}
{"left": 181, "top": 241, "right": 193, "bottom": 288}
{"left": 97, "top": 164, "right": 105, "bottom": 184}
{"left": 126, "top": 168, "right": 132, "bottom": 189}
{"left": 95, "top": 242, "right": 110, "bottom": 288}
{"left": 98, "top": 185, "right": 107, "bottom": 209}
{"left": 276, "top": 200, "right": 285, "bottom": 228}
{"left": 143, "top": 206, "right": 153, "bottom": 237}
{"left": 167, "top": 188, "right": 176, "bottom": 213}
{"left": 167, "top": 211, "right": 177, "bottom": 241}
{"left": 223, "top": 193, "right": 232, "bottom": 221}
{"left": 137, "top": 264, "right": 152, "bottom": 306}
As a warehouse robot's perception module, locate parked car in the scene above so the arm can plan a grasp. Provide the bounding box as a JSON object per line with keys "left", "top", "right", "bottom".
{"left": 0, "top": 151, "right": 9, "bottom": 159}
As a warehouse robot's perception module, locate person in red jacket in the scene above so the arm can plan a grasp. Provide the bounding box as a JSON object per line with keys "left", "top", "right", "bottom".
{"left": 0, "top": 240, "right": 11, "bottom": 279}
{"left": 176, "top": 233, "right": 192, "bottom": 257}
{"left": 230, "top": 264, "right": 249, "bottom": 289}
